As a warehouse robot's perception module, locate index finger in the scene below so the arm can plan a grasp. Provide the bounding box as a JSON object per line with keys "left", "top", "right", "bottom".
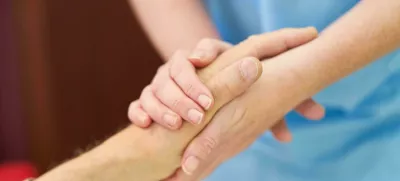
{"left": 199, "top": 27, "right": 318, "bottom": 80}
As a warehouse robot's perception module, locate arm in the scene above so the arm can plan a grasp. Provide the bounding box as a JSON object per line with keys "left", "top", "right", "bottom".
{"left": 244, "top": 0, "right": 400, "bottom": 119}
{"left": 178, "top": 0, "right": 400, "bottom": 179}
{"left": 35, "top": 28, "right": 318, "bottom": 181}
{"left": 35, "top": 57, "right": 263, "bottom": 181}
{"left": 129, "top": 0, "right": 219, "bottom": 60}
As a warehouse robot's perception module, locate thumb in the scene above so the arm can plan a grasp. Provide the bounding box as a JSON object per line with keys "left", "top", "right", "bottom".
{"left": 179, "top": 57, "right": 262, "bottom": 175}
{"left": 203, "top": 57, "right": 263, "bottom": 121}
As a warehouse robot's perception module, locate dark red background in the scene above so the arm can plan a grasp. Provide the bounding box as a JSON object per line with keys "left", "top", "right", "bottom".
{"left": 2, "top": 0, "right": 162, "bottom": 172}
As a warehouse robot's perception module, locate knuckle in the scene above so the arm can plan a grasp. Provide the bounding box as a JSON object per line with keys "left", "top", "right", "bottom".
{"left": 231, "top": 107, "right": 249, "bottom": 125}
{"left": 221, "top": 82, "right": 235, "bottom": 99}
{"left": 171, "top": 98, "right": 181, "bottom": 109}
{"left": 183, "top": 82, "right": 196, "bottom": 97}
{"left": 223, "top": 106, "right": 253, "bottom": 134}
{"left": 150, "top": 84, "right": 161, "bottom": 96}
{"left": 245, "top": 35, "right": 261, "bottom": 57}
{"left": 170, "top": 66, "right": 183, "bottom": 80}
{"left": 213, "top": 76, "right": 235, "bottom": 99}
{"left": 196, "top": 136, "right": 218, "bottom": 157}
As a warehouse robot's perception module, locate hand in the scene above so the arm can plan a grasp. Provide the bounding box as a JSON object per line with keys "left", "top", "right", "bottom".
{"left": 129, "top": 39, "right": 324, "bottom": 143}
{"left": 128, "top": 39, "right": 232, "bottom": 129}
{"left": 36, "top": 49, "right": 266, "bottom": 181}
{"left": 167, "top": 27, "right": 322, "bottom": 180}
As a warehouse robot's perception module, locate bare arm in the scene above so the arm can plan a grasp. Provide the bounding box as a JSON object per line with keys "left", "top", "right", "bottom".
{"left": 35, "top": 56, "right": 263, "bottom": 181}
{"left": 36, "top": 1, "right": 400, "bottom": 177}
{"left": 35, "top": 28, "right": 318, "bottom": 181}
{"left": 179, "top": 0, "right": 400, "bottom": 179}
{"left": 129, "top": 0, "right": 219, "bottom": 60}
{"left": 243, "top": 0, "right": 400, "bottom": 116}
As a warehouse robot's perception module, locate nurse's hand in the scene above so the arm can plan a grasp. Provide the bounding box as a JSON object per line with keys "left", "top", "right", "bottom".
{"left": 175, "top": 28, "right": 325, "bottom": 178}
{"left": 129, "top": 38, "right": 324, "bottom": 143}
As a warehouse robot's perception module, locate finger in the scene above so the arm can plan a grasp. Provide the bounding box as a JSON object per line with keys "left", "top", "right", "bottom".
{"left": 151, "top": 64, "right": 169, "bottom": 88}
{"left": 271, "top": 119, "right": 292, "bottom": 143}
{"left": 243, "top": 27, "right": 319, "bottom": 59}
{"left": 201, "top": 27, "right": 318, "bottom": 76}
{"left": 181, "top": 57, "right": 263, "bottom": 175}
{"left": 295, "top": 98, "right": 325, "bottom": 120}
{"left": 205, "top": 57, "right": 262, "bottom": 113}
{"left": 153, "top": 77, "right": 205, "bottom": 125}
{"left": 169, "top": 51, "right": 214, "bottom": 110}
{"left": 187, "top": 38, "right": 232, "bottom": 67}
{"left": 127, "top": 100, "right": 152, "bottom": 128}
{"left": 140, "top": 86, "right": 182, "bottom": 130}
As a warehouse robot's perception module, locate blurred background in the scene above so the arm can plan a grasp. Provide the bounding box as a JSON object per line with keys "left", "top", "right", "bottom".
{"left": 1, "top": 0, "right": 162, "bottom": 176}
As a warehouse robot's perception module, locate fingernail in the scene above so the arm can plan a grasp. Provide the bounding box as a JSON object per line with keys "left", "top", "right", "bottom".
{"left": 188, "top": 50, "right": 206, "bottom": 60}
{"left": 182, "top": 156, "right": 200, "bottom": 175}
{"left": 198, "top": 94, "right": 212, "bottom": 110}
{"left": 188, "top": 109, "right": 203, "bottom": 124}
{"left": 163, "top": 113, "right": 178, "bottom": 128}
{"left": 138, "top": 113, "right": 149, "bottom": 125}
{"left": 239, "top": 58, "right": 259, "bottom": 81}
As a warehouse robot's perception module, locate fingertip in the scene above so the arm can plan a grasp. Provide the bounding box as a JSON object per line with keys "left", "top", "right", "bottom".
{"left": 272, "top": 131, "right": 292, "bottom": 143}
{"left": 197, "top": 94, "right": 214, "bottom": 110}
{"left": 135, "top": 112, "right": 152, "bottom": 128}
{"left": 305, "top": 104, "right": 325, "bottom": 121}
{"left": 305, "top": 26, "right": 318, "bottom": 35}
{"left": 188, "top": 57, "right": 206, "bottom": 67}
{"left": 188, "top": 52, "right": 214, "bottom": 68}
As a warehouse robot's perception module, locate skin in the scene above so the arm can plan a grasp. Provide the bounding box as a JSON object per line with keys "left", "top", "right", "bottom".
{"left": 129, "top": 0, "right": 220, "bottom": 129}
{"left": 129, "top": 0, "right": 324, "bottom": 140}
{"left": 131, "top": 0, "right": 400, "bottom": 178}
{"left": 34, "top": 0, "right": 400, "bottom": 179}
{"left": 34, "top": 2, "right": 400, "bottom": 176}
{"left": 177, "top": 0, "right": 400, "bottom": 179}
{"left": 35, "top": 28, "right": 317, "bottom": 181}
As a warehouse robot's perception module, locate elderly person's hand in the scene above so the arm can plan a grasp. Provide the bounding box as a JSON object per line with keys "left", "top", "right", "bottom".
{"left": 128, "top": 37, "right": 324, "bottom": 144}
{"left": 36, "top": 27, "right": 320, "bottom": 181}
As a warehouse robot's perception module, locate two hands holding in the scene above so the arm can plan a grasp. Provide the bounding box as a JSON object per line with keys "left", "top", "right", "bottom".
{"left": 128, "top": 27, "right": 325, "bottom": 180}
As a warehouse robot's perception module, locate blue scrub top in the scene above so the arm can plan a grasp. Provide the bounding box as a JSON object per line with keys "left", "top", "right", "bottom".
{"left": 203, "top": 1, "right": 400, "bottom": 181}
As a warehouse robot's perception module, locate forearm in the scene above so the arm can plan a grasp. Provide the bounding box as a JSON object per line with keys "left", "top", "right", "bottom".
{"left": 129, "top": 0, "right": 219, "bottom": 60}
{"left": 286, "top": 0, "right": 400, "bottom": 97}
{"left": 36, "top": 59, "right": 262, "bottom": 181}
{"left": 185, "top": 5, "right": 400, "bottom": 177}
{"left": 36, "top": 125, "right": 181, "bottom": 181}
{"left": 229, "top": 0, "right": 400, "bottom": 132}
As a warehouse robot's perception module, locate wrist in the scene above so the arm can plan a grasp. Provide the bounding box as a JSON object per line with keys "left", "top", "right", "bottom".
{"left": 37, "top": 125, "right": 179, "bottom": 181}
{"left": 87, "top": 125, "right": 180, "bottom": 181}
